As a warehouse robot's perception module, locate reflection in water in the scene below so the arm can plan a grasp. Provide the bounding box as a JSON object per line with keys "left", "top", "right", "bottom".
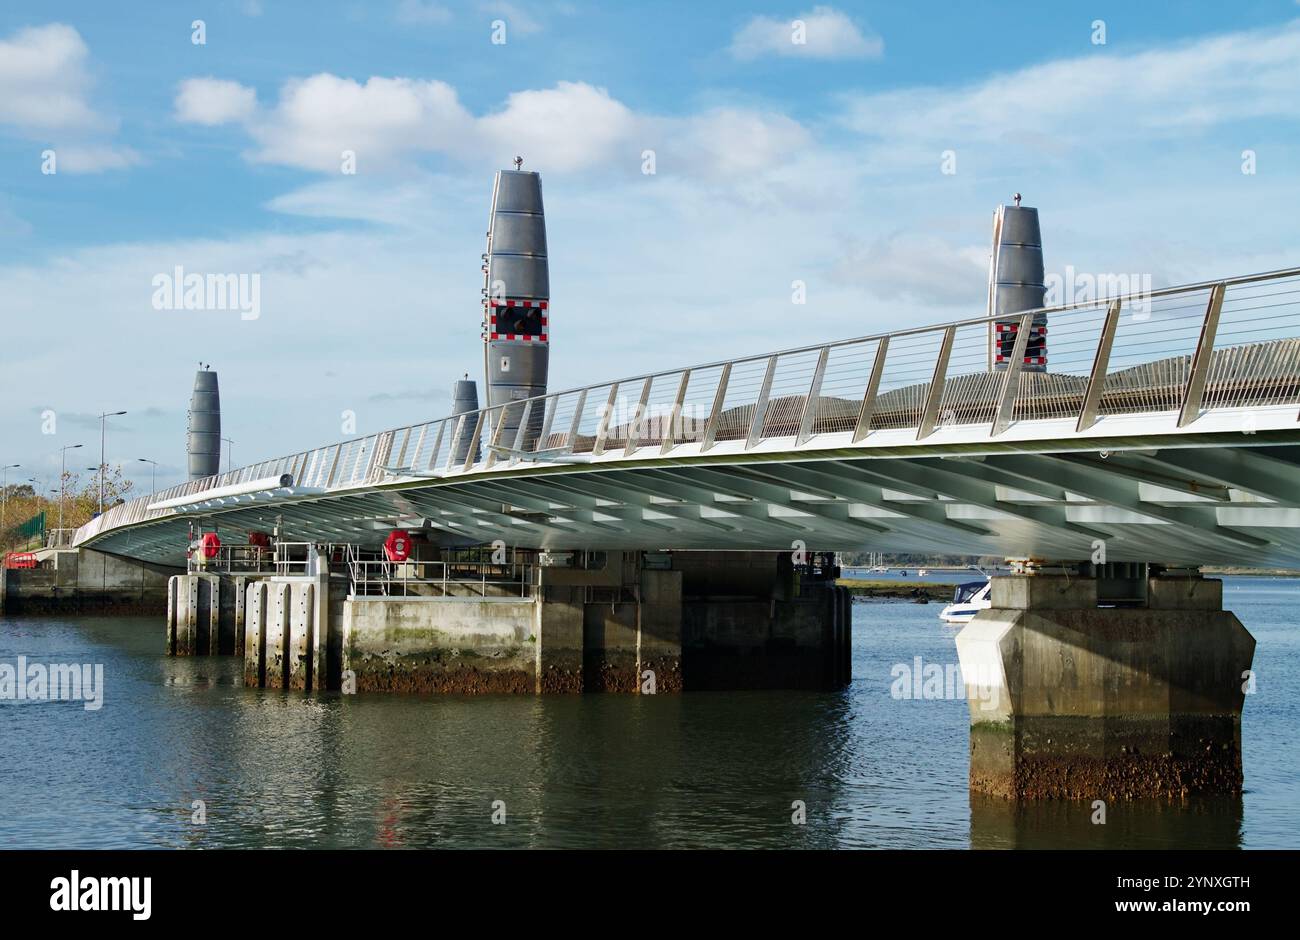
{"left": 0, "top": 576, "right": 1296, "bottom": 849}
{"left": 970, "top": 794, "right": 1244, "bottom": 849}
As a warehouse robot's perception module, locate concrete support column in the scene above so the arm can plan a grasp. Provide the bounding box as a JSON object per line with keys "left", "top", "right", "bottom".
{"left": 287, "top": 582, "right": 315, "bottom": 691}
{"left": 637, "top": 569, "right": 682, "bottom": 693}
{"left": 198, "top": 575, "right": 220, "bottom": 655}
{"left": 232, "top": 576, "right": 248, "bottom": 658}
{"left": 310, "top": 567, "right": 330, "bottom": 690}
{"left": 244, "top": 581, "right": 268, "bottom": 687}
{"left": 165, "top": 575, "right": 179, "bottom": 655}
{"left": 179, "top": 576, "right": 199, "bottom": 655}
{"left": 264, "top": 581, "right": 291, "bottom": 689}
{"left": 535, "top": 585, "right": 584, "bottom": 693}
{"left": 955, "top": 572, "right": 1254, "bottom": 800}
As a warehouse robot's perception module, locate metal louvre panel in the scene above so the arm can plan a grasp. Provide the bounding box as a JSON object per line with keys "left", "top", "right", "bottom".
{"left": 489, "top": 212, "right": 547, "bottom": 257}
{"left": 491, "top": 170, "right": 545, "bottom": 215}
{"left": 487, "top": 255, "right": 550, "bottom": 300}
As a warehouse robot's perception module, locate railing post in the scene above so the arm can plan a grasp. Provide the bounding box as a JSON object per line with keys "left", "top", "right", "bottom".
{"left": 852, "top": 338, "right": 889, "bottom": 443}
{"left": 325, "top": 444, "right": 342, "bottom": 488}
{"left": 445, "top": 415, "right": 467, "bottom": 471}
{"left": 917, "top": 327, "right": 956, "bottom": 439}
{"left": 701, "top": 363, "right": 731, "bottom": 452}
{"left": 1075, "top": 299, "right": 1123, "bottom": 432}
{"left": 566, "top": 390, "right": 588, "bottom": 454}
{"left": 796, "top": 347, "right": 829, "bottom": 446}
{"left": 407, "top": 427, "right": 425, "bottom": 473}
{"left": 745, "top": 356, "right": 779, "bottom": 450}
{"left": 426, "top": 420, "right": 446, "bottom": 472}
{"left": 536, "top": 394, "right": 558, "bottom": 454}
{"left": 661, "top": 370, "right": 691, "bottom": 455}
{"left": 510, "top": 399, "right": 534, "bottom": 465}
{"left": 625, "top": 376, "right": 654, "bottom": 456}
{"left": 592, "top": 384, "right": 620, "bottom": 456}
{"left": 1178, "top": 283, "right": 1227, "bottom": 428}
{"left": 991, "top": 313, "right": 1033, "bottom": 436}
{"left": 393, "top": 428, "right": 411, "bottom": 470}
{"left": 484, "top": 406, "right": 509, "bottom": 469}
{"left": 462, "top": 410, "right": 487, "bottom": 471}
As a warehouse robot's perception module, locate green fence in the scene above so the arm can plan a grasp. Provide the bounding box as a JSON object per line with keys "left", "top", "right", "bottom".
{"left": 16, "top": 511, "right": 45, "bottom": 544}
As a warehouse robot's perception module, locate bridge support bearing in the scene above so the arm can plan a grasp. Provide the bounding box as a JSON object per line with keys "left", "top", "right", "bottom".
{"left": 955, "top": 572, "right": 1254, "bottom": 800}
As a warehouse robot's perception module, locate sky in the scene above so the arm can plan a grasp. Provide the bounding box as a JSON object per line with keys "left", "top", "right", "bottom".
{"left": 1, "top": 0, "right": 1298, "bottom": 496}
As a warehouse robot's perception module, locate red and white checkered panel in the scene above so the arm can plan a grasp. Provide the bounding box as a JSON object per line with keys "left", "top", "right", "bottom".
{"left": 486, "top": 298, "right": 548, "bottom": 342}
{"left": 995, "top": 322, "right": 1048, "bottom": 335}
{"left": 995, "top": 354, "right": 1049, "bottom": 365}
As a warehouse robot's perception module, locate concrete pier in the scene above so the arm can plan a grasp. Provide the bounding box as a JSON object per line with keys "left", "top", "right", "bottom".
{"left": 221, "top": 548, "right": 849, "bottom": 696}
{"left": 955, "top": 569, "right": 1254, "bottom": 800}
{"left": 343, "top": 596, "right": 536, "bottom": 693}
{"left": 679, "top": 551, "right": 851, "bottom": 690}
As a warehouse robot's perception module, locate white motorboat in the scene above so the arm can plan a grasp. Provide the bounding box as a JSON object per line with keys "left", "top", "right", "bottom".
{"left": 939, "top": 579, "right": 991, "bottom": 624}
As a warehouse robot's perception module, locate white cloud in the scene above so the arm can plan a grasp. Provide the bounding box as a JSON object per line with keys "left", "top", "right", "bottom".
{"left": 0, "top": 23, "right": 138, "bottom": 173}
{"left": 0, "top": 23, "right": 104, "bottom": 132}
{"left": 477, "top": 82, "right": 636, "bottom": 169}
{"left": 251, "top": 73, "right": 472, "bottom": 172}
{"left": 56, "top": 144, "right": 142, "bottom": 173}
{"left": 175, "top": 78, "right": 259, "bottom": 126}
{"left": 479, "top": 2, "right": 543, "bottom": 36}
{"left": 670, "top": 107, "right": 811, "bottom": 178}
{"left": 173, "top": 72, "right": 810, "bottom": 179}
{"left": 730, "top": 6, "right": 883, "bottom": 61}
{"left": 832, "top": 232, "right": 989, "bottom": 306}
{"left": 841, "top": 19, "right": 1300, "bottom": 155}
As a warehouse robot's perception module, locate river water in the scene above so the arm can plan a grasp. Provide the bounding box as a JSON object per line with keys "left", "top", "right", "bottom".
{"left": 1, "top": 576, "right": 1295, "bottom": 849}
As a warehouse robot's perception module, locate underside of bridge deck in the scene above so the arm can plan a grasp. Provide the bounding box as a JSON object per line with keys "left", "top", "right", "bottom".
{"left": 77, "top": 438, "right": 1300, "bottom": 572}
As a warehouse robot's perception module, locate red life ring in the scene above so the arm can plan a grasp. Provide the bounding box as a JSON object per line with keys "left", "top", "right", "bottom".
{"left": 384, "top": 530, "right": 411, "bottom": 562}
{"left": 201, "top": 532, "right": 222, "bottom": 559}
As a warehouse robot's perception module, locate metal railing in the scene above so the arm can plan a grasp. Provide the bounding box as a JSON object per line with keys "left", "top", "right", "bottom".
{"left": 347, "top": 554, "right": 535, "bottom": 598}
{"left": 45, "top": 528, "right": 77, "bottom": 549}
{"left": 187, "top": 543, "right": 277, "bottom": 575}
{"left": 74, "top": 266, "right": 1300, "bottom": 546}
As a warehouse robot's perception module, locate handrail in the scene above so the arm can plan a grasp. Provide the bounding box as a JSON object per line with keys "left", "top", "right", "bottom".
{"left": 73, "top": 264, "right": 1300, "bottom": 547}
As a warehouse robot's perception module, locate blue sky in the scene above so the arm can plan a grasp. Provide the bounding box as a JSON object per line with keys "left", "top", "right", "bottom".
{"left": 2, "top": 1, "right": 1299, "bottom": 496}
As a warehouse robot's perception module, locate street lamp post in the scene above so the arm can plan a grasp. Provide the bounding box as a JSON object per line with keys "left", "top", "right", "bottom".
{"left": 59, "top": 444, "right": 83, "bottom": 533}
{"left": 59, "top": 444, "right": 83, "bottom": 531}
{"left": 1, "top": 463, "right": 20, "bottom": 534}
{"left": 137, "top": 458, "right": 158, "bottom": 495}
{"left": 221, "top": 437, "right": 234, "bottom": 474}
{"left": 98, "top": 411, "right": 127, "bottom": 515}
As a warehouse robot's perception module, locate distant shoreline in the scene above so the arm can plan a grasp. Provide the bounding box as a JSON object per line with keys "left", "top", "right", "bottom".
{"left": 835, "top": 578, "right": 954, "bottom": 601}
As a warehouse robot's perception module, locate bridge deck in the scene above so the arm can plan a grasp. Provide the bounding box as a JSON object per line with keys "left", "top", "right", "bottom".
{"left": 75, "top": 268, "right": 1300, "bottom": 567}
